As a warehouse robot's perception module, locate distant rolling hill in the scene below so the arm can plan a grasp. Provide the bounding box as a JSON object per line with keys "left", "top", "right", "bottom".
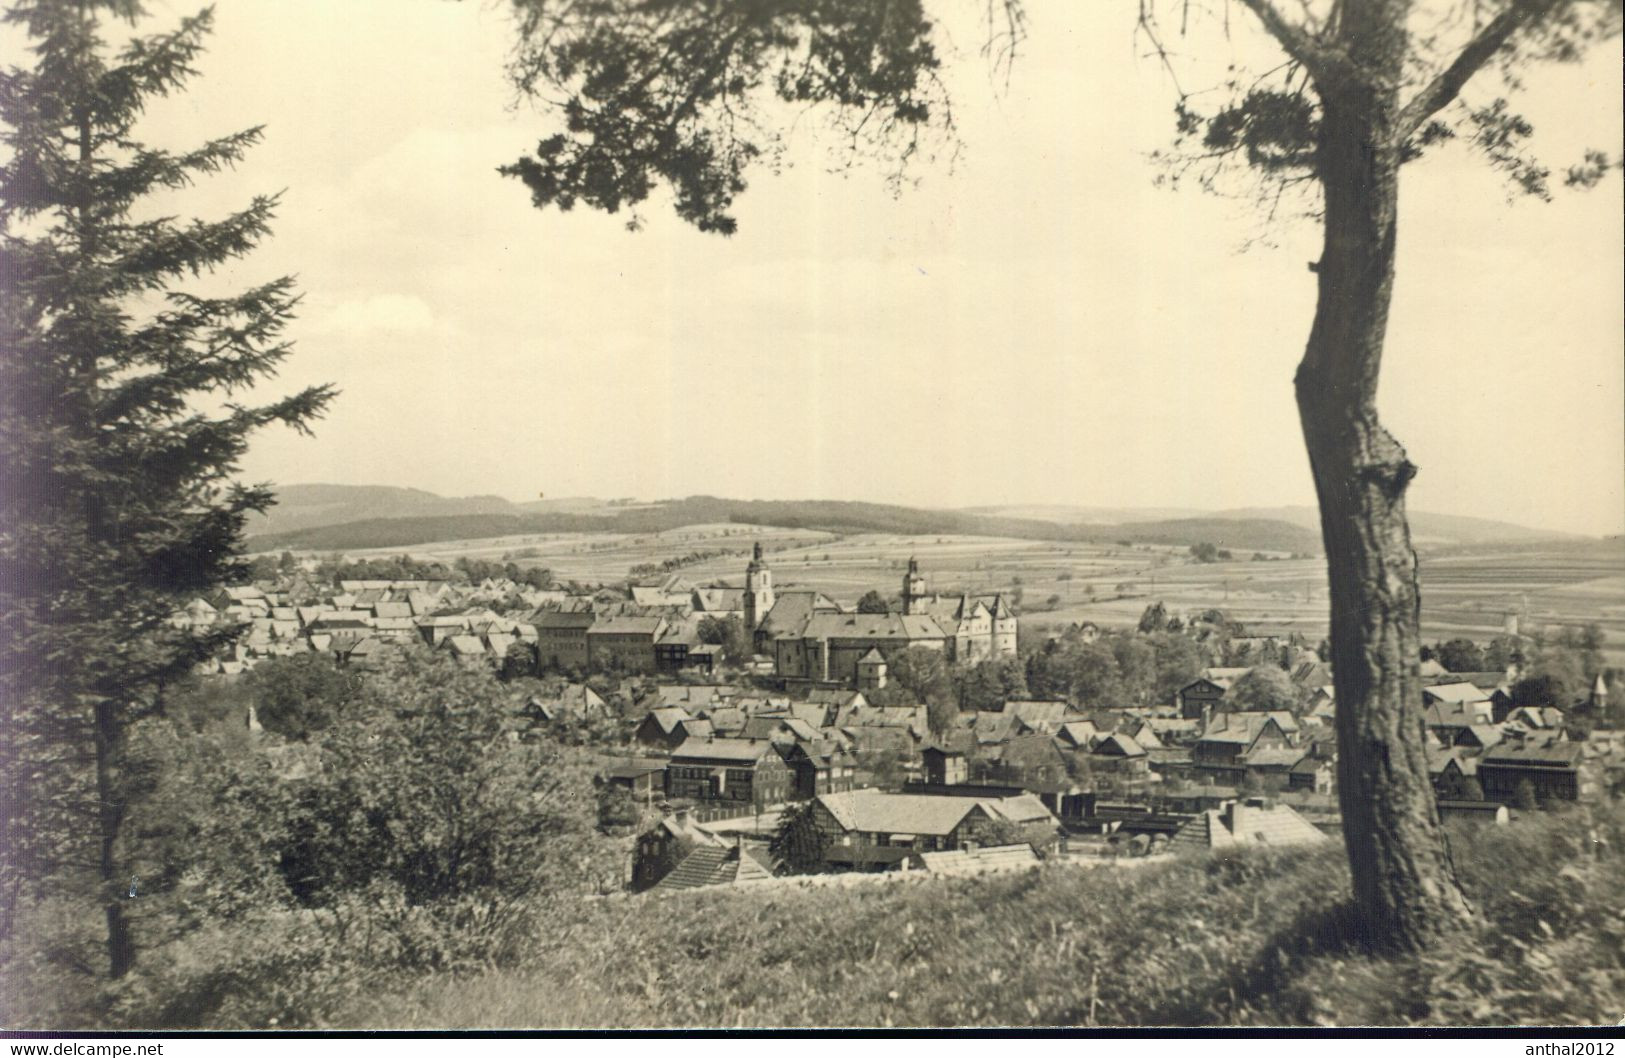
{"left": 243, "top": 487, "right": 1325, "bottom": 555}
{"left": 242, "top": 484, "right": 526, "bottom": 537}
{"left": 966, "top": 502, "right": 1572, "bottom": 546}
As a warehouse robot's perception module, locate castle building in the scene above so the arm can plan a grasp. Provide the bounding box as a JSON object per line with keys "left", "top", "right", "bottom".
{"left": 899, "top": 556, "right": 1018, "bottom": 663}
{"left": 766, "top": 555, "right": 1018, "bottom": 688}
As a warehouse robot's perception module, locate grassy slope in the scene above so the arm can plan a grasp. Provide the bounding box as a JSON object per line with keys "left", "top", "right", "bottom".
{"left": 343, "top": 805, "right": 1625, "bottom": 1029}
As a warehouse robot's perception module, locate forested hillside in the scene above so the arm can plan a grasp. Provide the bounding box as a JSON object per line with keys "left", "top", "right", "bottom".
{"left": 245, "top": 490, "right": 1325, "bottom": 555}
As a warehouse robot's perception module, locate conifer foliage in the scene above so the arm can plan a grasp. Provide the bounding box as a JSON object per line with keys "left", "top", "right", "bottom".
{"left": 0, "top": 1, "right": 332, "bottom": 977}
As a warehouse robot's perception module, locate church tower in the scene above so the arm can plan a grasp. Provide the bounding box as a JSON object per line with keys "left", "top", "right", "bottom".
{"left": 902, "top": 556, "right": 927, "bottom": 615}
{"left": 744, "top": 541, "right": 774, "bottom": 635}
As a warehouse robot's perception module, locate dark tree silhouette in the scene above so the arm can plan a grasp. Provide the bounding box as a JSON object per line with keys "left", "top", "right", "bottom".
{"left": 0, "top": 1, "right": 333, "bottom": 976}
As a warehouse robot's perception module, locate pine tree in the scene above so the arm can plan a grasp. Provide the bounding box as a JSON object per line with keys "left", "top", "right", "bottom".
{"left": 0, "top": 0, "right": 332, "bottom": 977}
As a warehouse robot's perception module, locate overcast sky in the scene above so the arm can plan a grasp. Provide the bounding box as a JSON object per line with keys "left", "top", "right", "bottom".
{"left": 129, "top": 1, "right": 1624, "bottom": 535}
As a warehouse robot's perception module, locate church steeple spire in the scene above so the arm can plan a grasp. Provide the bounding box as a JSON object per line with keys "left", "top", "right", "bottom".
{"left": 902, "top": 556, "right": 926, "bottom": 615}
{"left": 744, "top": 541, "right": 774, "bottom": 636}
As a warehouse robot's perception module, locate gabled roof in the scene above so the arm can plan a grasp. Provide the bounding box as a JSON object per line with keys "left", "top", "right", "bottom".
{"left": 534, "top": 611, "right": 596, "bottom": 630}
{"left": 691, "top": 587, "right": 746, "bottom": 612}
{"left": 858, "top": 647, "right": 886, "bottom": 664}
{"left": 651, "top": 684, "right": 735, "bottom": 708}
{"left": 642, "top": 706, "right": 692, "bottom": 734}
{"left": 1482, "top": 741, "right": 1583, "bottom": 767}
{"left": 1424, "top": 742, "right": 1479, "bottom": 776}
{"left": 972, "top": 712, "right": 1020, "bottom": 745}
{"left": 1424, "top": 682, "right": 1493, "bottom": 705}
{"left": 1455, "top": 724, "right": 1503, "bottom": 748}
{"left": 679, "top": 717, "right": 715, "bottom": 740}
{"left": 971, "top": 594, "right": 1014, "bottom": 619}
{"left": 738, "top": 715, "right": 822, "bottom": 743}
{"left": 1091, "top": 732, "right": 1147, "bottom": 758}
{"left": 759, "top": 590, "right": 843, "bottom": 636}
{"left": 652, "top": 843, "right": 774, "bottom": 893}
{"left": 982, "top": 792, "right": 1057, "bottom": 826}
{"left": 1170, "top": 800, "right": 1329, "bottom": 851}
{"left": 671, "top": 737, "right": 778, "bottom": 764}
{"left": 697, "top": 705, "right": 747, "bottom": 734}
{"left": 589, "top": 615, "right": 665, "bottom": 636}
{"left": 795, "top": 612, "right": 947, "bottom": 642}
{"left": 815, "top": 790, "right": 982, "bottom": 836}
{"left": 1007, "top": 700, "right": 1068, "bottom": 728}
{"left": 1432, "top": 671, "right": 1509, "bottom": 692}
{"left": 1056, "top": 721, "right": 1099, "bottom": 748}
{"left": 908, "top": 595, "right": 992, "bottom": 634}
{"left": 1425, "top": 698, "right": 1494, "bottom": 727}
{"left": 1242, "top": 746, "right": 1308, "bottom": 769}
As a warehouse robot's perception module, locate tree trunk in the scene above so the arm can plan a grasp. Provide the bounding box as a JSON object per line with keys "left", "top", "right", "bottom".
{"left": 1296, "top": 84, "right": 1473, "bottom": 952}
{"left": 94, "top": 699, "right": 134, "bottom": 978}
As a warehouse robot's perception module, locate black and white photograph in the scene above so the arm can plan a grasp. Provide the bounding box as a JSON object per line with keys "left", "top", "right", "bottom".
{"left": 1, "top": 0, "right": 1622, "bottom": 1036}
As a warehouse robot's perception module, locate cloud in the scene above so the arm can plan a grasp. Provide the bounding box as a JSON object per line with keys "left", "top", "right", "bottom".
{"left": 313, "top": 293, "right": 436, "bottom": 335}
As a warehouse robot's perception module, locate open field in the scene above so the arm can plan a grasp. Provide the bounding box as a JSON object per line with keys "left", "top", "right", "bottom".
{"left": 321, "top": 529, "right": 1625, "bottom": 666}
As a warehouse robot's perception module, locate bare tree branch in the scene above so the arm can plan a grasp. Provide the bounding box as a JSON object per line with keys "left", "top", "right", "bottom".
{"left": 1236, "top": 0, "right": 1333, "bottom": 77}
{"left": 1396, "top": 0, "right": 1559, "bottom": 138}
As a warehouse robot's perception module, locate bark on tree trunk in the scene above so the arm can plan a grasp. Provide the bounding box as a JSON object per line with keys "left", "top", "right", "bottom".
{"left": 1297, "top": 87, "right": 1474, "bottom": 952}
{"left": 94, "top": 700, "right": 135, "bottom": 978}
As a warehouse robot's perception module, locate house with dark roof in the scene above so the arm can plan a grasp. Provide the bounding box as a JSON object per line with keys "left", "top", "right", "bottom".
{"left": 773, "top": 611, "right": 949, "bottom": 687}
{"left": 631, "top": 812, "right": 722, "bottom": 891}
{"left": 534, "top": 610, "right": 595, "bottom": 671}
{"left": 1288, "top": 754, "right": 1333, "bottom": 794}
{"left": 738, "top": 714, "right": 823, "bottom": 746}
{"left": 653, "top": 616, "right": 717, "bottom": 674}
{"left": 648, "top": 684, "right": 737, "bottom": 709}
{"left": 780, "top": 739, "right": 857, "bottom": 800}
{"left": 922, "top": 745, "right": 969, "bottom": 786}
{"left": 602, "top": 758, "right": 668, "bottom": 802}
{"left": 1192, "top": 712, "right": 1298, "bottom": 785}
{"left": 975, "top": 731, "right": 1070, "bottom": 788}
{"left": 634, "top": 706, "right": 713, "bottom": 752}
{"left": 1005, "top": 699, "right": 1069, "bottom": 732}
{"left": 440, "top": 633, "right": 491, "bottom": 667}
{"left": 1177, "top": 676, "right": 1232, "bottom": 720}
{"left": 809, "top": 788, "right": 1060, "bottom": 869}
{"left": 753, "top": 589, "right": 843, "bottom": 653}
{"left": 666, "top": 738, "right": 794, "bottom": 810}
{"left": 651, "top": 839, "right": 775, "bottom": 894}
{"left": 1055, "top": 720, "right": 1100, "bottom": 750}
{"left": 1479, "top": 741, "right": 1585, "bottom": 803}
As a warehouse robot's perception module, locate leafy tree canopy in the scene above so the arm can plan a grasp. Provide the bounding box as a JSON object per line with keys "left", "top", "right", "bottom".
{"left": 0, "top": 0, "right": 333, "bottom": 978}
{"left": 855, "top": 590, "right": 891, "bottom": 614}
{"left": 1225, "top": 665, "right": 1306, "bottom": 715}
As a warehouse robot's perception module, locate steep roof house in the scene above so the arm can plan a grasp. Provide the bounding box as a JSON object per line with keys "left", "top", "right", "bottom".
{"left": 651, "top": 839, "right": 776, "bottom": 894}
{"left": 1169, "top": 798, "right": 1330, "bottom": 852}
{"left": 666, "top": 738, "right": 794, "bottom": 810}
{"left": 809, "top": 788, "right": 1060, "bottom": 869}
